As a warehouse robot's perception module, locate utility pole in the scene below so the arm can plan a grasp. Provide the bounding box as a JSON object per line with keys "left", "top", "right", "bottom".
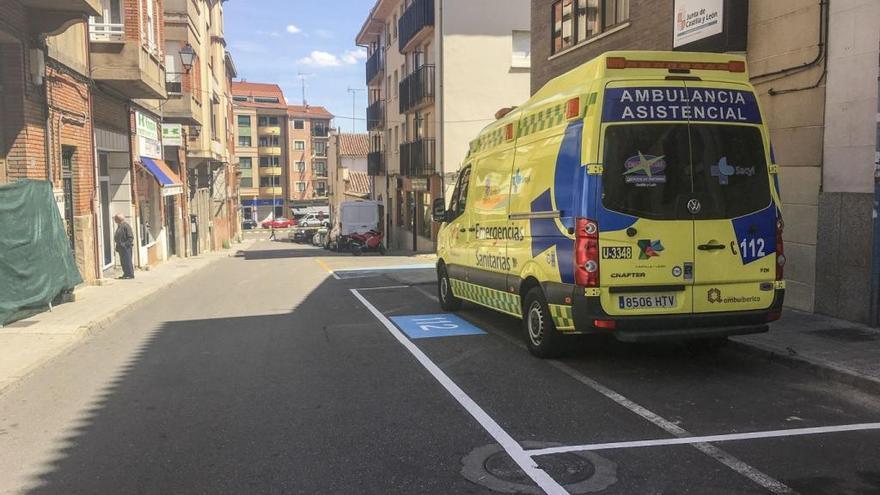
{"left": 297, "top": 72, "right": 312, "bottom": 105}
{"left": 347, "top": 87, "right": 365, "bottom": 133}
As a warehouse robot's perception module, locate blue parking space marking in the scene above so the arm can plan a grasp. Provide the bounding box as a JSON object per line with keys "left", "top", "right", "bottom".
{"left": 390, "top": 314, "right": 486, "bottom": 340}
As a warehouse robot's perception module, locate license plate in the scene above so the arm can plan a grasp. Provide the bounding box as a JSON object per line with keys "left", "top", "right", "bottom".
{"left": 618, "top": 294, "right": 676, "bottom": 310}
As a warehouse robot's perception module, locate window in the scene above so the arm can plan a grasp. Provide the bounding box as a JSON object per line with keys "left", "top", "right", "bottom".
{"left": 165, "top": 44, "right": 182, "bottom": 93}
{"left": 239, "top": 157, "right": 252, "bottom": 169}
{"left": 296, "top": 182, "right": 306, "bottom": 192}
{"left": 293, "top": 120, "right": 304, "bottom": 130}
{"left": 259, "top": 156, "right": 280, "bottom": 167}
{"left": 296, "top": 161, "right": 306, "bottom": 172}
{"left": 258, "top": 136, "right": 280, "bottom": 147}
{"left": 240, "top": 157, "right": 253, "bottom": 188}
{"left": 393, "top": 71, "right": 399, "bottom": 98}
{"left": 294, "top": 140, "right": 305, "bottom": 151}
{"left": 238, "top": 136, "right": 251, "bottom": 147}
{"left": 392, "top": 13, "right": 398, "bottom": 39}
{"left": 145, "top": 0, "right": 156, "bottom": 53}
{"left": 314, "top": 141, "right": 327, "bottom": 157}
{"left": 258, "top": 116, "right": 279, "bottom": 126}
{"left": 448, "top": 166, "right": 471, "bottom": 220}
{"left": 512, "top": 31, "right": 531, "bottom": 68}
{"left": 233, "top": 95, "right": 248, "bottom": 102}
{"left": 313, "top": 160, "right": 327, "bottom": 176}
{"left": 237, "top": 115, "right": 251, "bottom": 127}
{"left": 260, "top": 176, "right": 281, "bottom": 187}
{"left": 387, "top": 75, "right": 393, "bottom": 98}
{"left": 90, "top": 0, "right": 123, "bottom": 41}
{"left": 240, "top": 177, "right": 253, "bottom": 188}
{"left": 315, "top": 181, "right": 327, "bottom": 196}
{"left": 551, "top": 0, "right": 628, "bottom": 54}
{"left": 210, "top": 100, "right": 218, "bottom": 140}
{"left": 253, "top": 96, "right": 280, "bottom": 104}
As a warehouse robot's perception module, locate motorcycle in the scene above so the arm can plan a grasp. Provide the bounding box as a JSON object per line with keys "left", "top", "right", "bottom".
{"left": 348, "top": 230, "right": 386, "bottom": 256}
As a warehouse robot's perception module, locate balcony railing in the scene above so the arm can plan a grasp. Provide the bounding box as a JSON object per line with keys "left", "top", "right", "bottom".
{"left": 366, "top": 49, "right": 384, "bottom": 85}
{"left": 398, "top": 0, "right": 434, "bottom": 52}
{"left": 367, "top": 100, "right": 384, "bottom": 131}
{"left": 312, "top": 127, "right": 329, "bottom": 138}
{"left": 400, "top": 138, "right": 436, "bottom": 177}
{"left": 89, "top": 21, "right": 124, "bottom": 42}
{"left": 313, "top": 169, "right": 328, "bottom": 178}
{"left": 368, "top": 151, "right": 385, "bottom": 176}
{"left": 399, "top": 64, "right": 435, "bottom": 114}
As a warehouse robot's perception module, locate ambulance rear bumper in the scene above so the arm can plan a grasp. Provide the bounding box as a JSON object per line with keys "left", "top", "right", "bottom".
{"left": 571, "top": 289, "right": 784, "bottom": 342}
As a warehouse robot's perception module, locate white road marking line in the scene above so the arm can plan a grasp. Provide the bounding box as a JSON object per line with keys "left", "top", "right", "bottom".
{"left": 335, "top": 263, "right": 435, "bottom": 273}
{"left": 405, "top": 286, "right": 796, "bottom": 494}
{"left": 525, "top": 422, "right": 880, "bottom": 455}
{"left": 350, "top": 289, "right": 568, "bottom": 495}
{"left": 355, "top": 285, "right": 411, "bottom": 291}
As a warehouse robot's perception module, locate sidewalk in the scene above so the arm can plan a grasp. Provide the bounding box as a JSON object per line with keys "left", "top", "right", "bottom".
{"left": 733, "top": 309, "right": 880, "bottom": 394}
{"left": 0, "top": 241, "right": 253, "bottom": 395}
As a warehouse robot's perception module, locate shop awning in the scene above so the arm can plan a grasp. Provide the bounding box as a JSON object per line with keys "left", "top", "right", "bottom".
{"left": 140, "top": 157, "right": 183, "bottom": 196}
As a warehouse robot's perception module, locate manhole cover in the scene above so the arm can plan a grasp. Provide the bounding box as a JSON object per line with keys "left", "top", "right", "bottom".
{"left": 461, "top": 441, "right": 617, "bottom": 494}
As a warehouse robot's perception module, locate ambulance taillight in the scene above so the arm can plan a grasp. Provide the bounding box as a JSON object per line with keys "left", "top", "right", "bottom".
{"left": 574, "top": 218, "right": 599, "bottom": 287}
{"left": 776, "top": 218, "right": 785, "bottom": 281}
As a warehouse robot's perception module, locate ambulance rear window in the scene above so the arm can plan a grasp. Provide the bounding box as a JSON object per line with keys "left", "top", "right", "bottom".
{"left": 602, "top": 124, "right": 692, "bottom": 221}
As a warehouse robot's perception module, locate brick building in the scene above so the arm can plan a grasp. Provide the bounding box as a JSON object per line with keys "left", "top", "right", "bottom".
{"left": 287, "top": 105, "right": 333, "bottom": 215}
{"left": 530, "top": 0, "right": 880, "bottom": 324}
{"left": 0, "top": 0, "right": 103, "bottom": 282}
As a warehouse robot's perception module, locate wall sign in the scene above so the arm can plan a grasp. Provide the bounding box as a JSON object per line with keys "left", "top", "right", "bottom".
{"left": 136, "top": 111, "right": 162, "bottom": 159}
{"left": 163, "top": 124, "right": 182, "bottom": 146}
{"left": 673, "top": 0, "right": 723, "bottom": 48}
{"left": 411, "top": 178, "right": 428, "bottom": 191}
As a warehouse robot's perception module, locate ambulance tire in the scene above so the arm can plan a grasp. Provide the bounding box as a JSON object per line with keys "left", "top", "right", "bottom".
{"left": 523, "top": 288, "right": 564, "bottom": 358}
{"left": 438, "top": 265, "right": 462, "bottom": 311}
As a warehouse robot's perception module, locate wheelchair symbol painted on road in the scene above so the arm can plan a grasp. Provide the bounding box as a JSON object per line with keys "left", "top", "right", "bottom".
{"left": 390, "top": 314, "right": 486, "bottom": 340}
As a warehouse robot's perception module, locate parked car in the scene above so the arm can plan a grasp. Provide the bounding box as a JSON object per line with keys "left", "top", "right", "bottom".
{"left": 288, "top": 227, "right": 311, "bottom": 243}
{"left": 242, "top": 218, "right": 258, "bottom": 230}
{"left": 298, "top": 213, "right": 330, "bottom": 228}
{"left": 261, "top": 217, "right": 295, "bottom": 229}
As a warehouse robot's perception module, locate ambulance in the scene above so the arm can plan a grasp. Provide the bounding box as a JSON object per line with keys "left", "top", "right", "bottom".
{"left": 432, "top": 51, "right": 785, "bottom": 358}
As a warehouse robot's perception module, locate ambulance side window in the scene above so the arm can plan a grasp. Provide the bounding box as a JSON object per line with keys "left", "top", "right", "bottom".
{"left": 448, "top": 166, "right": 471, "bottom": 220}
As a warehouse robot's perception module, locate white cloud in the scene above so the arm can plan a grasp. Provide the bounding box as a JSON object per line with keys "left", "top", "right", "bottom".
{"left": 286, "top": 24, "right": 301, "bottom": 34}
{"left": 340, "top": 48, "right": 367, "bottom": 64}
{"left": 298, "top": 48, "right": 367, "bottom": 68}
{"left": 298, "top": 50, "right": 341, "bottom": 67}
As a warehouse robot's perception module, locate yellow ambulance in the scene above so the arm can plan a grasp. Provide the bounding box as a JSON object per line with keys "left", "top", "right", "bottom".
{"left": 432, "top": 51, "right": 785, "bottom": 358}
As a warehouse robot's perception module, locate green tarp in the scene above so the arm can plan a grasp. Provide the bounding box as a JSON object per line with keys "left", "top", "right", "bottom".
{"left": 0, "top": 180, "right": 82, "bottom": 325}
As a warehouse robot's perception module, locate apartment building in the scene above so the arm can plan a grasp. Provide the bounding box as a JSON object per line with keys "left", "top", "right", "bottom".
{"left": 287, "top": 105, "right": 334, "bottom": 216}
{"left": 530, "top": 0, "right": 880, "bottom": 324}
{"left": 164, "top": 0, "right": 238, "bottom": 255}
{"left": 232, "top": 82, "right": 290, "bottom": 222}
{"left": 328, "top": 132, "right": 371, "bottom": 222}
{"left": 356, "top": 0, "right": 532, "bottom": 252}
{"left": 1, "top": 0, "right": 102, "bottom": 282}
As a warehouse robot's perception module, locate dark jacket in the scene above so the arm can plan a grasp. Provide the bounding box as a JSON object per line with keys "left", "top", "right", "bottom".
{"left": 114, "top": 221, "right": 134, "bottom": 251}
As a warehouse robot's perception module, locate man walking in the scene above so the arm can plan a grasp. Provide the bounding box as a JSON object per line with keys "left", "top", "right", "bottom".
{"left": 113, "top": 214, "right": 135, "bottom": 279}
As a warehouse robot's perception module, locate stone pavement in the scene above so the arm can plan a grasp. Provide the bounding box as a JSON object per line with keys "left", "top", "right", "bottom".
{"left": 734, "top": 309, "right": 880, "bottom": 394}
{"left": 0, "top": 240, "right": 254, "bottom": 395}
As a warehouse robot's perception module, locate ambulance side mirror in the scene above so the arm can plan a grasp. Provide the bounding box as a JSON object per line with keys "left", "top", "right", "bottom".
{"left": 432, "top": 198, "right": 448, "bottom": 223}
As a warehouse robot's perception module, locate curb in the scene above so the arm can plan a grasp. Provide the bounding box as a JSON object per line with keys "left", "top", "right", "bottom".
{"left": 729, "top": 339, "right": 880, "bottom": 396}
{"left": 0, "top": 245, "right": 247, "bottom": 397}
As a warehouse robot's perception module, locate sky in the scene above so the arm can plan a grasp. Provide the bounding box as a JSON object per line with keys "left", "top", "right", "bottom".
{"left": 224, "top": 0, "right": 374, "bottom": 133}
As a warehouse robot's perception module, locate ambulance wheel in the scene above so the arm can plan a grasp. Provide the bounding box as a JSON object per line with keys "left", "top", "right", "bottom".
{"left": 438, "top": 265, "right": 462, "bottom": 311}
{"left": 523, "top": 288, "right": 563, "bottom": 358}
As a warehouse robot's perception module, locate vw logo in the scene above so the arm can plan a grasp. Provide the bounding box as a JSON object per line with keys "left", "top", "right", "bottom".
{"left": 687, "top": 198, "right": 702, "bottom": 215}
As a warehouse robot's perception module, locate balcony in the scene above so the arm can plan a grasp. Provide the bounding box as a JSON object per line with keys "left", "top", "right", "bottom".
{"left": 312, "top": 127, "right": 329, "bottom": 138}
{"left": 258, "top": 146, "right": 282, "bottom": 156}
{"left": 398, "top": 0, "right": 434, "bottom": 52}
{"left": 367, "top": 100, "right": 384, "bottom": 131}
{"left": 89, "top": 21, "right": 124, "bottom": 42}
{"left": 400, "top": 138, "right": 436, "bottom": 177}
{"left": 313, "top": 149, "right": 328, "bottom": 158}
{"left": 261, "top": 167, "right": 283, "bottom": 176}
{"left": 164, "top": 92, "right": 202, "bottom": 126}
{"left": 260, "top": 186, "right": 283, "bottom": 196}
{"left": 368, "top": 151, "right": 385, "bottom": 176}
{"left": 90, "top": 35, "right": 167, "bottom": 99}
{"left": 313, "top": 169, "right": 328, "bottom": 178}
{"left": 25, "top": 0, "right": 100, "bottom": 35}
{"left": 365, "top": 49, "right": 384, "bottom": 86}
{"left": 399, "top": 64, "right": 435, "bottom": 114}
{"left": 258, "top": 126, "right": 281, "bottom": 136}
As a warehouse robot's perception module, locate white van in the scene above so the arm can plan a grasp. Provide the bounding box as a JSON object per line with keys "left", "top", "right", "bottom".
{"left": 328, "top": 201, "right": 381, "bottom": 250}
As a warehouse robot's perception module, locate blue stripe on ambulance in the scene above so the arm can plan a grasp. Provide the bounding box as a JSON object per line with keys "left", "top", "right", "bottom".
{"left": 730, "top": 203, "right": 777, "bottom": 264}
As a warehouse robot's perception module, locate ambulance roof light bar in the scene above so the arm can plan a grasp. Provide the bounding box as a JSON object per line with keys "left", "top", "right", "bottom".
{"left": 606, "top": 57, "right": 745, "bottom": 73}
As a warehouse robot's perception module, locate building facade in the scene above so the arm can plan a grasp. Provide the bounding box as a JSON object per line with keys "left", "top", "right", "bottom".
{"left": 356, "top": 0, "right": 532, "bottom": 252}
{"left": 530, "top": 0, "right": 880, "bottom": 323}
{"left": 1, "top": 0, "right": 103, "bottom": 282}
{"left": 328, "top": 132, "right": 370, "bottom": 222}
{"left": 287, "top": 105, "right": 333, "bottom": 216}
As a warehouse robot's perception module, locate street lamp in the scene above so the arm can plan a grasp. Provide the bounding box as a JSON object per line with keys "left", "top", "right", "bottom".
{"left": 179, "top": 43, "right": 196, "bottom": 73}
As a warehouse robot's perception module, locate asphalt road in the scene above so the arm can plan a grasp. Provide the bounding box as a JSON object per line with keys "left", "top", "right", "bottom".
{"left": 1, "top": 240, "right": 879, "bottom": 494}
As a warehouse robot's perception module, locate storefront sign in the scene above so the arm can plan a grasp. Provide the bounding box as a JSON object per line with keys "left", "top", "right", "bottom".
{"left": 136, "top": 111, "right": 162, "bottom": 159}
{"left": 163, "top": 124, "right": 183, "bottom": 146}
{"left": 673, "top": 0, "right": 723, "bottom": 48}
{"left": 243, "top": 199, "right": 284, "bottom": 207}
{"left": 602, "top": 87, "right": 762, "bottom": 124}
{"left": 411, "top": 178, "right": 428, "bottom": 191}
